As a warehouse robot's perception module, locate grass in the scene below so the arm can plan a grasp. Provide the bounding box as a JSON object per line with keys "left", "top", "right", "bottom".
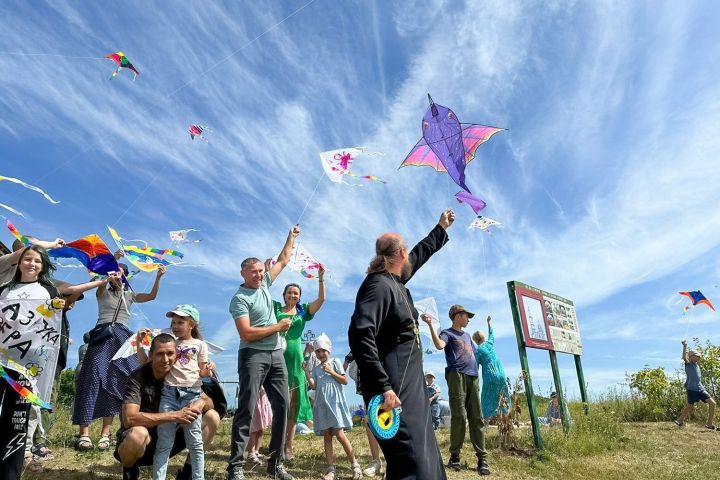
{"left": 25, "top": 404, "right": 720, "bottom": 479}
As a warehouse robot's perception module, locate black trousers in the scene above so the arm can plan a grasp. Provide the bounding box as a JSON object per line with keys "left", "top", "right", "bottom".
{"left": 0, "top": 370, "right": 32, "bottom": 480}
{"left": 227, "top": 348, "right": 288, "bottom": 472}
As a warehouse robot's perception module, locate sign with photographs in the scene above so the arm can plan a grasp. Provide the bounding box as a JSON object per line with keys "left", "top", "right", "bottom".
{"left": 511, "top": 282, "right": 582, "bottom": 355}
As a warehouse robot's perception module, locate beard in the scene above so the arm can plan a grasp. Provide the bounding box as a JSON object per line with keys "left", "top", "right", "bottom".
{"left": 400, "top": 257, "right": 414, "bottom": 281}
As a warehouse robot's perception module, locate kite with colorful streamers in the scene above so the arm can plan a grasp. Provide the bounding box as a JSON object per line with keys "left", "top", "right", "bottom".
{"left": 188, "top": 124, "right": 210, "bottom": 142}
{"left": 319, "top": 147, "right": 385, "bottom": 186}
{"left": 108, "top": 227, "right": 183, "bottom": 273}
{"left": 106, "top": 51, "right": 140, "bottom": 80}
{"left": 468, "top": 216, "right": 503, "bottom": 234}
{"left": 679, "top": 291, "right": 715, "bottom": 312}
{"left": 49, "top": 234, "right": 120, "bottom": 276}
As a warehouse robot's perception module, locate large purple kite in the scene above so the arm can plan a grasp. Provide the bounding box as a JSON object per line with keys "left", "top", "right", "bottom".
{"left": 400, "top": 95, "right": 503, "bottom": 210}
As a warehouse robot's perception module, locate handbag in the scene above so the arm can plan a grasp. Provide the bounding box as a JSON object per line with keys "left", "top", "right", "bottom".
{"left": 86, "top": 285, "right": 126, "bottom": 346}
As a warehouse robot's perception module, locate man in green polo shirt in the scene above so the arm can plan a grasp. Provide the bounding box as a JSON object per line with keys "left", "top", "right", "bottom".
{"left": 226, "top": 225, "right": 299, "bottom": 480}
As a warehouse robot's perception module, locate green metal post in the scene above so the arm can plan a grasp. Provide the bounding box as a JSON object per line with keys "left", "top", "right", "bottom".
{"left": 507, "top": 281, "right": 543, "bottom": 450}
{"left": 574, "top": 354, "right": 589, "bottom": 415}
{"left": 548, "top": 350, "right": 570, "bottom": 433}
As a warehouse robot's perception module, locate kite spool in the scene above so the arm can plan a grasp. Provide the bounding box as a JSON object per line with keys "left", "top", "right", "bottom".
{"left": 367, "top": 394, "right": 401, "bottom": 440}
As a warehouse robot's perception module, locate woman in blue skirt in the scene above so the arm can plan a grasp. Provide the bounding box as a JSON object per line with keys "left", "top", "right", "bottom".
{"left": 473, "top": 316, "right": 511, "bottom": 420}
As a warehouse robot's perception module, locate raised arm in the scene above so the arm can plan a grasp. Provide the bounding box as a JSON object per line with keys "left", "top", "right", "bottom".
{"left": 405, "top": 210, "right": 453, "bottom": 283}
{"left": 307, "top": 266, "right": 326, "bottom": 316}
{"left": 421, "top": 314, "right": 446, "bottom": 349}
{"left": 487, "top": 316, "right": 494, "bottom": 345}
{"left": 135, "top": 266, "right": 165, "bottom": 303}
{"left": 681, "top": 339, "right": 688, "bottom": 363}
{"left": 58, "top": 277, "right": 108, "bottom": 296}
{"left": 268, "top": 225, "right": 300, "bottom": 282}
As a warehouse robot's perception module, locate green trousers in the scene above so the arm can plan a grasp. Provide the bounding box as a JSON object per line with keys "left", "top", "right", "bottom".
{"left": 446, "top": 369, "right": 487, "bottom": 458}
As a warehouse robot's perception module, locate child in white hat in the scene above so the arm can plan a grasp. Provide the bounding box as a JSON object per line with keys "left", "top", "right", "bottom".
{"left": 675, "top": 340, "right": 716, "bottom": 430}
{"left": 304, "top": 334, "right": 362, "bottom": 479}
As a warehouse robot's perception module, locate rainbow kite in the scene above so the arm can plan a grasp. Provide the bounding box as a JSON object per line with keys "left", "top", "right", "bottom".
{"left": 48, "top": 234, "right": 120, "bottom": 276}
{"left": 108, "top": 226, "right": 183, "bottom": 272}
{"left": 679, "top": 291, "right": 715, "bottom": 311}
{"left": 0, "top": 364, "right": 52, "bottom": 410}
{"left": 106, "top": 51, "right": 140, "bottom": 80}
{"left": 6, "top": 219, "right": 30, "bottom": 246}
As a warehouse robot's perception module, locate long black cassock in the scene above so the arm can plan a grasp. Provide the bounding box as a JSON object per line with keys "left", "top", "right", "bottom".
{"left": 348, "top": 224, "right": 448, "bottom": 480}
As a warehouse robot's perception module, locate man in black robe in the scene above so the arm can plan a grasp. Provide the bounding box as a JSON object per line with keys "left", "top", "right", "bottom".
{"left": 348, "top": 210, "right": 455, "bottom": 480}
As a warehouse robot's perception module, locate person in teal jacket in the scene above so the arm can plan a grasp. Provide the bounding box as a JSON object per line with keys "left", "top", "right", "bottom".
{"left": 472, "top": 316, "right": 511, "bottom": 419}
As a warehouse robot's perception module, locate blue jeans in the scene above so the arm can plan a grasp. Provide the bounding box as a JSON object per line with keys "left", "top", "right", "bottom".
{"left": 153, "top": 386, "right": 203, "bottom": 480}
{"left": 431, "top": 402, "right": 441, "bottom": 430}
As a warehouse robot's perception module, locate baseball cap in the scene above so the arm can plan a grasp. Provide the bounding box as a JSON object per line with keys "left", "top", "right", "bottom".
{"left": 550, "top": 392, "right": 558, "bottom": 398}
{"left": 688, "top": 349, "right": 702, "bottom": 358}
{"left": 449, "top": 304, "right": 475, "bottom": 319}
{"left": 424, "top": 370, "right": 435, "bottom": 378}
{"left": 166, "top": 304, "right": 200, "bottom": 323}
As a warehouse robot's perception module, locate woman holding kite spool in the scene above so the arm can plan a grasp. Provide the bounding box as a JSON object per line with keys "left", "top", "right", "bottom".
{"left": 272, "top": 266, "right": 326, "bottom": 461}
{"left": 72, "top": 254, "right": 166, "bottom": 453}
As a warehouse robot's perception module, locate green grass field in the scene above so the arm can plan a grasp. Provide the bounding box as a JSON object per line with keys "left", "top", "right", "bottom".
{"left": 23, "top": 405, "right": 720, "bottom": 479}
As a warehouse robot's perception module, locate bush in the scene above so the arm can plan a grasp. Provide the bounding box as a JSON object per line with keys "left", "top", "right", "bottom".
{"left": 56, "top": 368, "right": 76, "bottom": 406}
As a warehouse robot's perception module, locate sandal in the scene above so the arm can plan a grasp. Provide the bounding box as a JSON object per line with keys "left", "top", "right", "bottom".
{"left": 31, "top": 443, "right": 54, "bottom": 460}
{"left": 322, "top": 465, "right": 336, "bottom": 480}
{"left": 674, "top": 420, "right": 685, "bottom": 427}
{"left": 98, "top": 435, "right": 111, "bottom": 451}
{"left": 74, "top": 435, "right": 93, "bottom": 451}
{"left": 704, "top": 424, "right": 718, "bottom": 431}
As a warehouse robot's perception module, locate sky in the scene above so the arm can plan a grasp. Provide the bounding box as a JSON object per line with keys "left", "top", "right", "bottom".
{"left": 1, "top": 0, "right": 720, "bottom": 409}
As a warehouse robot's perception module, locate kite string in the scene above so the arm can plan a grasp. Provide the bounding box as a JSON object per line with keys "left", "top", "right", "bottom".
{"left": 295, "top": 171, "right": 324, "bottom": 225}
{"left": 481, "top": 234, "right": 490, "bottom": 316}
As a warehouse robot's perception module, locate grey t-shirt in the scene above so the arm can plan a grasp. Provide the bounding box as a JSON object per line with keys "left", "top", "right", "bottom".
{"left": 96, "top": 288, "right": 136, "bottom": 326}
{"left": 229, "top": 271, "right": 280, "bottom": 351}
{"left": 684, "top": 362, "right": 705, "bottom": 392}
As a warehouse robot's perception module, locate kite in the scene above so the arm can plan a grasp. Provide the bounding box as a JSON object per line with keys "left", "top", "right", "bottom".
{"left": 6, "top": 219, "right": 31, "bottom": 246}
{"left": 108, "top": 226, "right": 183, "bottom": 273}
{"left": 415, "top": 297, "right": 442, "bottom": 343}
{"left": 468, "top": 216, "right": 503, "bottom": 234}
{"left": 399, "top": 94, "right": 503, "bottom": 193}
{"left": 0, "top": 175, "right": 59, "bottom": 204}
{"left": 188, "top": 124, "right": 210, "bottom": 142}
{"left": 0, "top": 364, "right": 51, "bottom": 410}
{"left": 49, "top": 234, "right": 120, "bottom": 276}
{"left": 679, "top": 291, "right": 715, "bottom": 311}
{"left": 106, "top": 51, "right": 140, "bottom": 80}
{"left": 170, "top": 229, "right": 202, "bottom": 244}
{"left": 272, "top": 243, "right": 325, "bottom": 280}
{"left": 455, "top": 190, "right": 487, "bottom": 215}
{"left": 319, "top": 147, "right": 385, "bottom": 185}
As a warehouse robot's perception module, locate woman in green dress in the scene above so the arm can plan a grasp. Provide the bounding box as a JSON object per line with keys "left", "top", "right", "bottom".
{"left": 273, "top": 266, "right": 326, "bottom": 461}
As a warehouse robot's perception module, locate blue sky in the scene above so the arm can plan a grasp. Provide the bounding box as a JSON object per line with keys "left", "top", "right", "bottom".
{"left": 1, "top": 1, "right": 720, "bottom": 408}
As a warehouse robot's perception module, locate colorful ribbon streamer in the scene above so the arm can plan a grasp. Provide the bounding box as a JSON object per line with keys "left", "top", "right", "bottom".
{"left": 0, "top": 363, "right": 52, "bottom": 410}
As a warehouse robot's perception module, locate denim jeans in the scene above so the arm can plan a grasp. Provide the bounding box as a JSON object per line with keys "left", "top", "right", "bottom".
{"left": 430, "top": 401, "right": 441, "bottom": 430}
{"left": 153, "top": 385, "right": 203, "bottom": 480}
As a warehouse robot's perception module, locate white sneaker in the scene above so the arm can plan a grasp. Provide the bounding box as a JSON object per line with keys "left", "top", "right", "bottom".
{"left": 362, "top": 460, "right": 383, "bottom": 477}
